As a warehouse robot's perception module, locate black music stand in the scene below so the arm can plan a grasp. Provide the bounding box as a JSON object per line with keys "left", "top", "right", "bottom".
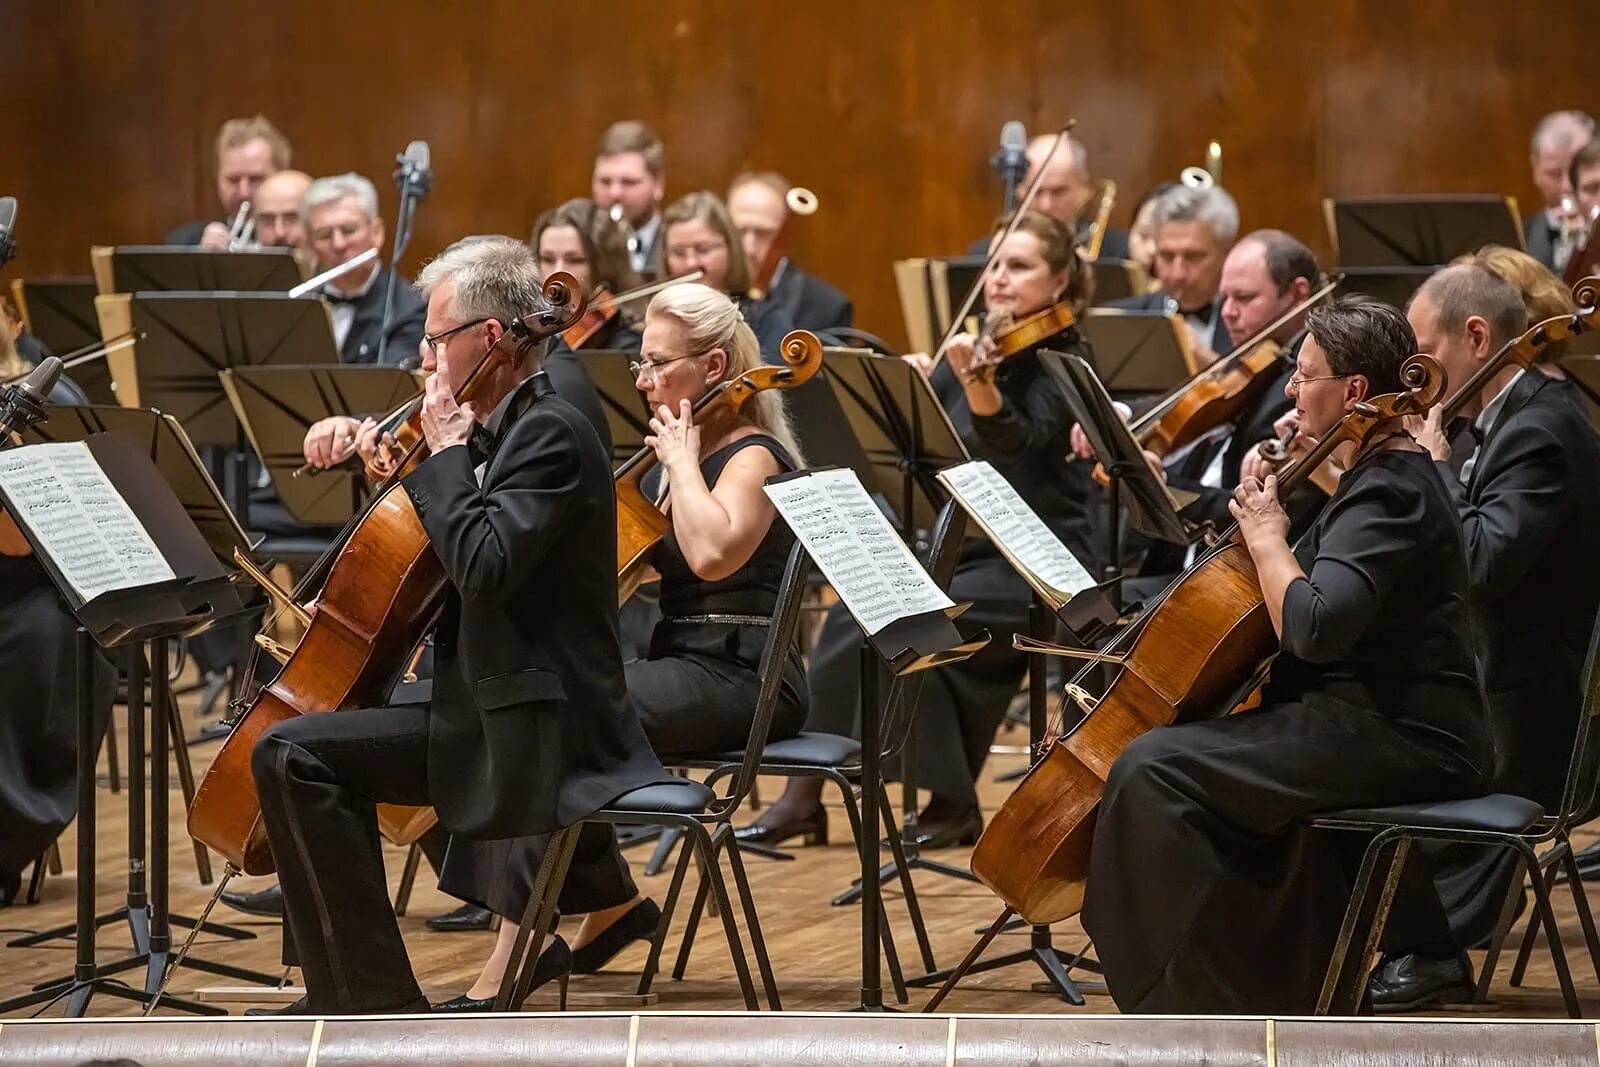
{"left": 95, "top": 246, "right": 306, "bottom": 294}
{"left": 1077, "top": 308, "right": 1194, "bottom": 398}
{"left": 580, "top": 349, "right": 652, "bottom": 465}
{"left": 221, "top": 365, "right": 419, "bottom": 527}
{"left": 11, "top": 277, "right": 100, "bottom": 353}
{"left": 0, "top": 432, "right": 268, "bottom": 1017}
{"left": 1323, "top": 194, "right": 1523, "bottom": 268}
{"left": 1088, "top": 259, "right": 1143, "bottom": 305}
{"left": 766, "top": 470, "right": 989, "bottom": 1011}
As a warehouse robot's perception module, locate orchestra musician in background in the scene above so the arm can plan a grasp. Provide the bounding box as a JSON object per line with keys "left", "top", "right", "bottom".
{"left": 726, "top": 171, "right": 853, "bottom": 333}
{"left": 169, "top": 115, "right": 292, "bottom": 247}
{"left": 1109, "top": 184, "right": 1239, "bottom": 362}
{"left": 1522, "top": 110, "right": 1596, "bottom": 272}
{"left": 592, "top": 121, "right": 667, "bottom": 277}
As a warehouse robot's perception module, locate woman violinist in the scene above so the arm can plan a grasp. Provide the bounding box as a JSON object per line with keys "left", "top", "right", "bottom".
{"left": 1082, "top": 296, "right": 1491, "bottom": 1014}
{"left": 535, "top": 196, "right": 644, "bottom": 357}
{"left": 435, "top": 282, "right": 811, "bottom": 1009}
{"left": 746, "top": 209, "right": 1098, "bottom": 849}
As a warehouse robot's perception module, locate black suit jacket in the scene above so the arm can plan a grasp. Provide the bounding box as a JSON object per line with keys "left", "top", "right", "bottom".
{"left": 767, "top": 261, "right": 853, "bottom": 333}
{"left": 1447, "top": 371, "right": 1600, "bottom": 807}
{"left": 338, "top": 267, "right": 427, "bottom": 366}
{"left": 1523, "top": 211, "right": 1558, "bottom": 271}
{"left": 1106, "top": 290, "right": 1236, "bottom": 359}
{"left": 165, "top": 219, "right": 214, "bottom": 246}
{"left": 402, "top": 373, "right": 666, "bottom": 836}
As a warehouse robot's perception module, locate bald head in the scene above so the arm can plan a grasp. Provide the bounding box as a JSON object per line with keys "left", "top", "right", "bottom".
{"left": 253, "top": 169, "right": 313, "bottom": 249}
{"left": 1022, "top": 134, "right": 1092, "bottom": 227}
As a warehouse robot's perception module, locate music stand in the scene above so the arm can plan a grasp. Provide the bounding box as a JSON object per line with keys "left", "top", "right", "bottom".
{"left": 0, "top": 432, "right": 269, "bottom": 1016}
{"left": 1077, "top": 308, "right": 1196, "bottom": 397}
{"left": 1088, "top": 259, "right": 1144, "bottom": 305}
{"left": 1323, "top": 195, "right": 1523, "bottom": 267}
{"left": 91, "top": 246, "right": 307, "bottom": 295}
{"left": 580, "top": 349, "right": 652, "bottom": 465}
{"left": 1337, "top": 267, "right": 1437, "bottom": 309}
{"left": 10, "top": 277, "right": 113, "bottom": 402}
{"left": 221, "top": 365, "right": 420, "bottom": 527}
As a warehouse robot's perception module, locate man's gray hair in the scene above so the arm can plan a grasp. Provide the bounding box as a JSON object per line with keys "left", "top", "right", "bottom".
{"left": 415, "top": 237, "right": 544, "bottom": 324}
{"left": 1531, "top": 110, "right": 1595, "bottom": 155}
{"left": 302, "top": 172, "right": 379, "bottom": 221}
{"left": 1150, "top": 184, "right": 1240, "bottom": 243}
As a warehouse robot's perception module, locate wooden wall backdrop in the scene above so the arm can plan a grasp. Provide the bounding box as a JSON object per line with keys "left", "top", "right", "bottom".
{"left": 3, "top": 1, "right": 1594, "bottom": 348}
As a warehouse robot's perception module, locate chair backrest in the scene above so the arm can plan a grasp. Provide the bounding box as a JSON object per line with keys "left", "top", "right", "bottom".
{"left": 706, "top": 540, "right": 812, "bottom": 820}
{"left": 880, "top": 499, "right": 969, "bottom": 762}
{"left": 1545, "top": 598, "right": 1600, "bottom": 835}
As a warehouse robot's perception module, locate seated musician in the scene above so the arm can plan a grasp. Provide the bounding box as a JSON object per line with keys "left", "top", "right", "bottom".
{"left": 966, "top": 134, "right": 1129, "bottom": 260}
{"left": 303, "top": 172, "right": 426, "bottom": 366}
{"left": 1521, "top": 110, "right": 1594, "bottom": 271}
{"left": 247, "top": 169, "right": 312, "bottom": 250}
{"left": 1364, "top": 255, "right": 1600, "bottom": 1011}
{"left": 170, "top": 114, "right": 291, "bottom": 246}
{"left": 1570, "top": 136, "right": 1600, "bottom": 233}
{"left": 1108, "top": 183, "right": 1239, "bottom": 362}
{"left": 0, "top": 329, "right": 115, "bottom": 905}
{"left": 592, "top": 120, "right": 667, "bottom": 277}
{"left": 1083, "top": 296, "right": 1491, "bottom": 1015}
{"left": 747, "top": 210, "right": 1098, "bottom": 849}
{"left": 434, "top": 281, "right": 810, "bottom": 1009}
{"left": 536, "top": 196, "right": 644, "bottom": 360}
{"left": 656, "top": 190, "right": 801, "bottom": 355}
{"left": 1125, "top": 182, "right": 1176, "bottom": 285}
{"left": 727, "top": 171, "right": 853, "bottom": 333}
{"left": 247, "top": 237, "right": 668, "bottom": 1015}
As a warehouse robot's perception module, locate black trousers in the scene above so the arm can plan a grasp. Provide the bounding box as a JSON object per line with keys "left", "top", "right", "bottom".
{"left": 252, "top": 704, "right": 439, "bottom": 1013}
{"left": 1081, "top": 699, "right": 1483, "bottom": 1015}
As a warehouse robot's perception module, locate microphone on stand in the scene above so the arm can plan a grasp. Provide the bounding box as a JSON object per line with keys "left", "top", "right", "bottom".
{"left": 990, "top": 122, "right": 1029, "bottom": 214}
{"left": 376, "top": 141, "right": 432, "bottom": 367}
{"left": 0, "top": 197, "right": 18, "bottom": 268}
{"left": 0, "top": 355, "right": 62, "bottom": 441}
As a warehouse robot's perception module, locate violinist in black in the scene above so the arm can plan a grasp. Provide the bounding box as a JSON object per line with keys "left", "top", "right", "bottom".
{"left": 535, "top": 197, "right": 644, "bottom": 366}
{"left": 435, "top": 282, "right": 809, "bottom": 1010}
{"left": 1084, "top": 297, "right": 1490, "bottom": 1015}
{"left": 745, "top": 210, "right": 1099, "bottom": 849}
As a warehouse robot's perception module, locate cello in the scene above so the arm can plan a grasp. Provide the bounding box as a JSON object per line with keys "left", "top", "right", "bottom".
{"left": 614, "top": 329, "right": 824, "bottom": 604}
{"left": 188, "top": 272, "right": 587, "bottom": 878}
{"left": 966, "top": 352, "right": 1448, "bottom": 927}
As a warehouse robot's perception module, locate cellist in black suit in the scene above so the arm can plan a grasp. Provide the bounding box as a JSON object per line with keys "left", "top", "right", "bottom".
{"left": 248, "top": 238, "right": 666, "bottom": 1016}
{"left": 1367, "top": 254, "right": 1600, "bottom": 1011}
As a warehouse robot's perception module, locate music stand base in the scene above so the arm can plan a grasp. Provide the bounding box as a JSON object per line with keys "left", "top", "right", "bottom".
{"left": 832, "top": 853, "right": 978, "bottom": 907}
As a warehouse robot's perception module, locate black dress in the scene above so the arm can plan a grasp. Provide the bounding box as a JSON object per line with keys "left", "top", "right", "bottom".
{"left": 1081, "top": 447, "right": 1491, "bottom": 1014}
{"left": 441, "top": 434, "right": 808, "bottom": 920}
{"left": 803, "top": 332, "right": 1100, "bottom": 808}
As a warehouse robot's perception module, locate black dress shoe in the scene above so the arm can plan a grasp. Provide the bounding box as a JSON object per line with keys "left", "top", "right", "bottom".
{"left": 732, "top": 805, "right": 828, "bottom": 848}
{"left": 1368, "top": 951, "right": 1474, "bottom": 1013}
{"left": 245, "top": 994, "right": 431, "bottom": 1016}
{"left": 0, "top": 863, "right": 20, "bottom": 908}
{"left": 433, "top": 936, "right": 573, "bottom": 1012}
{"left": 572, "top": 898, "right": 661, "bottom": 974}
{"left": 905, "top": 808, "right": 983, "bottom": 849}
{"left": 245, "top": 995, "right": 310, "bottom": 1016}
{"left": 222, "top": 883, "right": 284, "bottom": 918}
{"left": 425, "top": 903, "right": 494, "bottom": 932}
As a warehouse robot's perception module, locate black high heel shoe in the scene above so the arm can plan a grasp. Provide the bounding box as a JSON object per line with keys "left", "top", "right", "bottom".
{"left": 731, "top": 805, "right": 829, "bottom": 848}
{"left": 571, "top": 898, "right": 661, "bottom": 974}
{"left": 432, "top": 935, "right": 573, "bottom": 1013}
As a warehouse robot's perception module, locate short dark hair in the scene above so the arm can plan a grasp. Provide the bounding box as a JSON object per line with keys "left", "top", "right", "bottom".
{"left": 596, "top": 120, "right": 664, "bottom": 176}
{"left": 1413, "top": 262, "right": 1529, "bottom": 351}
{"left": 1569, "top": 137, "right": 1600, "bottom": 192}
{"left": 1306, "top": 295, "right": 1416, "bottom": 396}
{"left": 1240, "top": 229, "right": 1318, "bottom": 292}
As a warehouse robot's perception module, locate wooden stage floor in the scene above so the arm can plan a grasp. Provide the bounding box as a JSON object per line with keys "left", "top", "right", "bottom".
{"left": 3, "top": 693, "right": 1596, "bottom": 1020}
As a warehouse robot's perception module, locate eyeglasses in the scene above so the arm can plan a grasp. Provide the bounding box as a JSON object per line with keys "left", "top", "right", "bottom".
{"left": 1287, "top": 371, "right": 1351, "bottom": 389}
{"left": 422, "top": 318, "right": 490, "bottom": 357}
{"left": 629, "top": 352, "right": 706, "bottom": 383}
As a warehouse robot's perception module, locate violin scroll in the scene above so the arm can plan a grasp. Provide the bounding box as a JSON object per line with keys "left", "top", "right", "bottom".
{"left": 1573, "top": 275, "right": 1600, "bottom": 314}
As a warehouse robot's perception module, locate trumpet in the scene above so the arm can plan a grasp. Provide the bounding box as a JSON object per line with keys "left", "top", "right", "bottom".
{"left": 1180, "top": 142, "right": 1223, "bottom": 189}
{"left": 226, "top": 200, "right": 256, "bottom": 251}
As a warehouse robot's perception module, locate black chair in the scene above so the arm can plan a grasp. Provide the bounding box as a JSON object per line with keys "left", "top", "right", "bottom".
{"left": 495, "top": 541, "right": 812, "bottom": 1013}
{"left": 1307, "top": 607, "right": 1600, "bottom": 1016}
{"left": 665, "top": 502, "right": 973, "bottom": 996}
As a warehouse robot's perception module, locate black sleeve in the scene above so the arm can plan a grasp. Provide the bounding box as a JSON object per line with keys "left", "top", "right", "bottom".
{"left": 402, "top": 408, "right": 582, "bottom": 604}
{"left": 378, "top": 290, "right": 428, "bottom": 368}
{"left": 1279, "top": 470, "right": 1419, "bottom": 663}
{"left": 542, "top": 352, "right": 612, "bottom": 456}
{"left": 1457, "top": 418, "right": 1570, "bottom": 602}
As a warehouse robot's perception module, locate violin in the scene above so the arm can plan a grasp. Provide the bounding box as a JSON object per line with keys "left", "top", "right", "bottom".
{"left": 614, "top": 330, "right": 824, "bottom": 605}
{"left": 968, "top": 353, "right": 1447, "bottom": 924}
{"left": 959, "top": 302, "right": 1078, "bottom": 382}
{"left": 561, "top": 284, "right": 618, "bottom": 349}
{"left": 188, "top": 272, "right": 586, "bottom": 876}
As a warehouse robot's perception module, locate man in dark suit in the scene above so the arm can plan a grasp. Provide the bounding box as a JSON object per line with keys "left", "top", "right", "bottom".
{"left": 166, "top": 115, "right": 292, "bottom": 246}
{"left": 1367, "top": 262, "right": 1600, "bottom": 1011}
{"left": 727, "top": 171, "right": 853, "bottom": 333}
{"left": 250, "top": 238, "right": 667, "bottom": 1015}
{"left": 592, "top": 121, "right": 665, "bottom": 279}
{"left": 303, "top": 172, "right": 426, "bottom": 366}
{"left": 965, "top": 134, "right": 1130, "bottom": 261}
{"left": 1108, "top": 184, "right": 1240, "bottom": 362}
{"left": 1521, "top": 110, "right": 1594, "bottom": 272}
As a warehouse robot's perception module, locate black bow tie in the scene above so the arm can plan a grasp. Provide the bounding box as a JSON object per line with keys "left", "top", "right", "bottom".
{"left": 324, "top": 291, "right": 363, "bottom": 305}
{"left": 1447, "top": 416, "right": 1483, "bottom": 449}
{"left": 1181, "top": 302, "right": 1215, "bottom": 324}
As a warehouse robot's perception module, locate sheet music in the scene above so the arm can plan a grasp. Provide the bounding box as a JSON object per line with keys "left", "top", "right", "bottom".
{"left": 938, "top": 461, "right": 1097, "bottom": 606}
{"left": 766, "top": 468, "right": 953, "bottom": 635}
{"left": 0, "top": 441, "right": 174, "bottom": 602}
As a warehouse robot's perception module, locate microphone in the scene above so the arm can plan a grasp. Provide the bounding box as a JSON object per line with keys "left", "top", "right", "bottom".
{"left": 0, "top": 355, "right": 62, "bottom": 441}
{"left": 0, "top": 196, "right": 16, "bottom": 267}
{"left": 991, "top": 122, "right": 1029, "bottom": 212}
{"left": 394, "top": 140, "right": 433, "bottom": 198}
